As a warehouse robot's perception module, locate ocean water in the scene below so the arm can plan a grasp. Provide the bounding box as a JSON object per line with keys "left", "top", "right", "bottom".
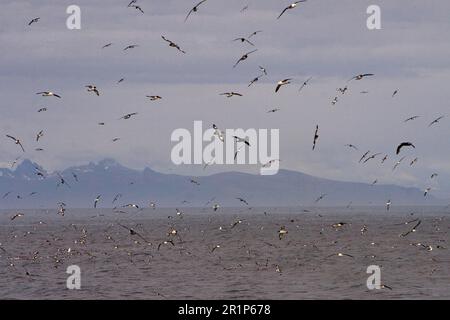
{"left": 0, "top": 207, "right": 449, "bottom": 300}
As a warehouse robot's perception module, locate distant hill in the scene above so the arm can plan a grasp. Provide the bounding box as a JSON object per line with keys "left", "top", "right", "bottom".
{"left": 0, "top": 159, "right": 441, "bottom": 209}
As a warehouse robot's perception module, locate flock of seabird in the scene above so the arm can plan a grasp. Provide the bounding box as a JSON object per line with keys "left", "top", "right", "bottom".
{"left": 0, "top": 0, "right": 448, "bottom": 299}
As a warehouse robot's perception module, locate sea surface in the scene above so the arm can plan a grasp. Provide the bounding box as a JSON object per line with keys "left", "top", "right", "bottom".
{"left": 0, "top": 207, "right": 449, "bottom": 300}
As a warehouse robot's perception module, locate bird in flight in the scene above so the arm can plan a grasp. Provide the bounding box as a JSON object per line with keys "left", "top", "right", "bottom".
{"left": 28, "top": 17, "right": 40, "bottom": 26}
{"left": 275, "top": 79, "right": 292, "bottom": 93}
{"left": 299, "top": 77, "right": 312, "bottom": 92}
{"left": 404, "top": 116, "right": 420, "bottom": 123}
{"left": 363, "top": 153, "right": 382, "bottom": 164}
{"left": 6, "top": 135, "right": 25, "bottom": 152}
{"left": 236, "top": 197, "right": 249, "bottom": 205}
{"left": 233, "top": 49, "right": 257, "bottom": 68}
{"left": 359, "top": 150, "right": 371, "bottom": 163}
{"left": 386, "top": 199, "right": 391, "bottom": 211}
{"left": 278, "top": 226, "right": 288, "bottom": 240}
{"left": 146, "top": 95, "right": 162, "bottom": 101}
{"left": 428, "top": 116, "right": 444, "bottom": 127}
{"left": 124, "top": 44, "right": 138, "bottom": 51}
{"left": 119, "top": 112, "right": 138, "bottom": 120}
{"left": 312, "top": 125, "right": 319, "bottom": 150}
{"left": 36, "top": 91, "right": 61, "bottom": 98}
{"left": 232, "top": 37, "right": 255, "bottom": 46}
{"left": 396, "top": 142, "right": 415, "bottom": 155}
{"left": 36, "top": 130, "right": 44, "bottom": 142}
{"left": 220, "top": 92, "right": 243, "bottom": 98}
{"left": 94, "top": 195, "right": 101, "bottom": 208}
{"left": 184, "top": 0, "right": 208, "bottom": 22}
{"left": 345, "top": 144, "right": 358, "bottom": 150}
{"left": 267, "top": 108, "right": 281, "bottom": 113}
{"left": 233, "top": 136, "right": 251, "bottom": 146}
{"left": 277, "top": 1, "right": 307, "bottom": 20}
{"left": 315, "top": 193, "right": 327, "bottom": 203}
{"left": 102, "top": 43, "right": 113, "bottom": 49}
{"left": 348, "top": 73, "right": 374, "bottom": 82}
{"left": 400, "top": 220, "right": 421, "bottom": 237}
{"left": 129, "top": 4, "right": 144, "bottom": 14}
{"left": 86, "top": 85, "right": 100, "bottom": 96}
{"left": 212, "top": 124, "right": 224, "bottom": 142}
{"left": 392, "top": 90, "right": 399, "bottom": 97}
{"left": 392, "top": 156, "right": 406, "bottom": 171}
{"left": 10, "top": 213, "right": 24, "bottom": 221}
{"left": 259, "top": 66, "right": 268, "bottom": 76}
{"left": 161, "top": 36, "right": 186, "bottom": 54}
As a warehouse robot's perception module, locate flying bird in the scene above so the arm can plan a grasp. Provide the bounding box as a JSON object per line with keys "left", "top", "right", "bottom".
{"left": 212, "top": 124, "right": 224, "bottom": 142}
{"left": 232, "top": 37, "right": 255, "bottom": 46}
{"left": 404, "top": 116, "right": 420, "bottom": 123}
{"left": 428, "top": 116, "right": 444, "bottom": 127}
{"left": 184, "top": 0, "right": 208, "bottom": 22}
{"left": 36, "top": 130, "right": 44, "bottom": 142}
{"left": 146, "top": 95, "right": 162, "bottom": 101}
{"left": 161, "top": 36, "right": 186, "bottom": 54}
{"left": 236, "top": 197, "right": 249, "bottom": 205}
{"left": 102, "top": 43, "right": 113, "bottom": 49}
{"left": 36, "top": 91, "right": 61, "bottom": 98}
{"left": 119, "top": 112, "right": 138, "bottom": 120}
{"left": 233, "top": 49, "right": 257, "bottom": 68}
{"left": 299, "top": 77, "right": 312, "bottom": 92}
{"left": 312, "top": 125, "right": 319, "bottom": 150}
{"left": 220, "top": 92, "right": 243, "bottom": 98}
{"left": 277, "top": 1, "right": 307, "bottom": 19}
{"left": 348, "top": 73, "right": 374, "bottom": 82}
{"left": 129, "top": 4, "right": 144, "bottom": 13}
{"left": 123, "top": 44, "right": 138, "bottom": 51}
{"left": 396, "top": 142, "right": 415, "bottom": 155}
{"left": 275, "top": 79, "right": 291, "bottom": 93}
{"left": 94, "top": 195, "right": 101, "bottom": 208}
{"left": 28, "top": 18, "right": 40, "bottom": 26}
{"left": 86, "top": 85, "right": 100, "bottom": 96}
{"left": 359, "top": 150, "right": 370, "bottom": 163}
{"left": 10, "top": 213, "right": 24, "bottom": 221}
{"left": 392, "top": 156, "right": 406, "bottom": 171}
{"left": 345, "top": 144, "right": 358, "bottom": 150}
{"left": 6, "top": 135, "right": 25, "bottom": 152}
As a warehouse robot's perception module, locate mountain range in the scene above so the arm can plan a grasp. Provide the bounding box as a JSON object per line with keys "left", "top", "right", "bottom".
{"left": 0, "top": 159, "right": 441, "bottom": 209}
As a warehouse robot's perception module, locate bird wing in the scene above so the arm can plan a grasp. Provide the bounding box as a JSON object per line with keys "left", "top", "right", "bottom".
{"left": 277, "top": 7, "right": 289, "bottom": 19}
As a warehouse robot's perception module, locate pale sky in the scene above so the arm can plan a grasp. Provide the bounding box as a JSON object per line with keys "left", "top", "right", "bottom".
{"left": 1, "top": 0, "right": 450, "bottom": 198}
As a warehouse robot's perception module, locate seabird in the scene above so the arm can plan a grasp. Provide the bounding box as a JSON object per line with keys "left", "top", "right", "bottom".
{"left": 424, "top": 188, "right": 431, "bottom": 197}
{"left": 428, "top": 116, "right": 444, "bottom": 127}
{"left": 315, "top": 194, "right": 326, "bottom": 203}
{"left": 102, "top": 43, "right": 113, "bottom": 49}
{"left": 6, "top": 135, "right": 25, "bottom": 152}
{"left": 36, "top": 91, "right": 61, "bottom": 98}
{"left": 233, "top": 136, "right": 250, "bottom": 146}
{"left": 146, "top": 95, "right": 162, "bottom": 101}
{"left": 275, "top": 79, "right": 291, "bottom": 93}
{"left": 278, "top": 226, "right": 288, "bottom": 240}
{"left": 94, "top": 195, "right": 101, "bottom": 208}
{"left": 123, "top": 44, "right": 138, "bottom": 51}
{"left": 345, "top": 144, "right": 358, "bottom": 150}
{"left": 396, "top": 142, "right": 415, "bottom": 155}
{"left": 233, "top": 49, "right": 257, "bottom": 68}
{"left": 363, "top": 153, "right": 382, "bottom": 164}
{"left": 130, "top": 4, "right": 144, "bottom": 13}
{"left": 386, "top": 199, "right": 391, "bottom": 211}
{"left": 233, "top": 37, "right": 255, "bottom": 46}
{"left": 184, "top": 0, "right": 208, "bottom": 22}
{"left": 86, "top": 85, "right": 100, "bottom": 96}
{"left": 431, "top": 173, "right": 438, "bottom": 179}
{"left": 236, "top": 197, "right": 249, "bottom": 205}
{"left": 158, "top": 240, "right": 175, "bottom": 250}
{"left": 161, "top": 36, "right": 186, "bottom": 54}
{"left": 410, "top": 158, "right": 418, "bottom": 166}
{"left": 392, "top": 90, "right": 399, "bottom": 97}
{"left": 212, "top": 124, "right": 224, "bottom": 142}
{"left": 267, "top": 108, "right": 281, "bottom": 113}
{"left": 37, "top": 108, "right": 47, "bottom": 113}
{"left": 277, "top": 1, "right": 307, "bottom": 20}
{"left": 392, "top": 156, "right": 406, "bottom": 171}
{"left": 119, "top": 112, "right": 138, "bottom": 120}
{"left": 359, "top": 150, "right": 370, "bottom": 163}
{"left": 10, "top": 213, "right": 24, "bottom": 221}
{"left": 404, "top": 116, "right": 420, "bottom": 123}
{"left": 299, "top": 77, "right": 312, "bottom": 92}
{"left": 259, "top": 66, "right": 268, "bottom": 75}
{"left": 220, "top": 92, "right": 243, "bottom": 98}
{"left": 348, "top": 73, "right": 374, "bottom": 81}
{"left": 28, "top": 18, "right": 40, "bottom": 26}
{"left": 312, "top": 125, "right": 319, "bottom": 150}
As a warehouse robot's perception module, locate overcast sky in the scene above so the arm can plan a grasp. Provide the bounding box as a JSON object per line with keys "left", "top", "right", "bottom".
{"left": 1, "top": 0, "right": 450, "bottom": 197}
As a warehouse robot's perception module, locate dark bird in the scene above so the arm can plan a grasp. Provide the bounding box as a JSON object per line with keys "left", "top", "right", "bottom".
{"left": 184, "top": 0, "right": 208, "bottom": 22}
{"left": 94, "top": 195, "right": 101, "bottom": 208}
{"left": 299, "top": 77, "right": 312, "bottom": 92}
{"left": 6, "top": 135, "right": 25, "bottom": 152}
{"left": 233, "top": 49, "right": 257, "bottom": 68}
{"left": 119, "top": 112, "right": 138, "bottom": 120}
{"left": 10, "top": 213, "right": 24, "bottom": 221}
{"left": 363, "top": 153, "right": 382, "bottom": 164}
{"left": 220, "top": 92, "right": 243, "bottom": 98}
{"left": 267, "top": 108, "right": 281, "bottom": 113}
{"left": 315, "top": 194, "right": 327, "bottom": 203}
{"left": 161, "top": 36, "right": 186, "bottom": 54}
{"left": 396, "top": 142, "right": 415, "bottom": 155}
{"left": 392, "top": 90, "right": 399, "bottom": 97}
{"left": 233, "top": 37, "right": 255, "bottom": 46}
{"left": 36, "top": 130, "right": 44, "bottom": 142}
{"left": 146, "top": 95, "right": 162, "bottom": 101}
{"left": 86, "top": 85, "right": 100, "bottom": 96}
{"left": 118, "top": 223, "right": 149, "bottom": 243}
{"left": 359, "top": 150, "right": 370, "bottom": 163}
{"left": 345, "top": 144, "right": 358, "bottom": 150}
{"left": 348, "top": 73, "right": 374, "bottom": 82}
{"left": 236, "top": 197, "right": 249, "bottom": 205}
{"left": 400, "top": 220, "right": 421, "bottom": 237}
{"left": 130, "top": 4, "right": 144, "bottom": 13}
{"left": 277, "top": 1, "right": 307, "bottom": 19}
{"left": 312, "top": 125, "right": 319, "bottom": 150}
{"left": 28, "top": 18, "right": 40, "bottom": 26}
{"left": 233, "top": 136, "right": 250, "bottom": 146}
{"left": 102, "top": 43, "right": 113, "bottom": 49}
{"left": 428, "top": 116, "right": 444, "bottom": 127}
{"left": 37, "top": 108, "right": 47, "bottom": 113}
{"left": 124, "top": 44, "right": 139, "bottom": 51}
{"left": 404, "top": 116, "right": 420, "bottom": 123}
